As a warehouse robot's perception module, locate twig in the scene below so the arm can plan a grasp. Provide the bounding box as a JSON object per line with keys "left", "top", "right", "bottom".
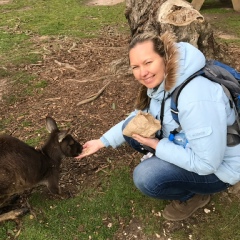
{"left": 43, "top": 46, "right": 52, "bottom": 54}
{"left": 54, "top": 60, "right": 77, "bottom": 71}
{"left": 67, "top": 42, "right": 77, "bottom": 53}
{"left": 76, "top": 81, "right": 112, "bottom": 106}
{"left": 65, "top": 74, "right": 116, "bottom": 83}
{"left": 221, "top": 211, "right": 240, "bottom": 231}
{"left": 45, "top": 97, "right": 61, "bottom": 101}
{"left": 81, "top": 43, "right": 126, "bottom": 50}
{"left": 14, "top": 228, "right": 22, "bottom": 239}
{"left": 95, "top": 165, "right": 109, "bottom": 173}
{"left": 29, "top": 63, "right": 43, "bottom": 66}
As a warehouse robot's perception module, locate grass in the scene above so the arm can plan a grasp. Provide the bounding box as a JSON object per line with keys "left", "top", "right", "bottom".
{"left": 0, "top": 0, "right": 240, "bottom": 239}
{"left": 185, "top": 0, "right": 240, "bottom": 46}
{"left": 0, "top": 167, "right": 165, "bottom": 240}
{"left": 0, "top": 0, "right": 127, "bottom": 38}
{"left": 200, "top": 0, "right": 240, "bottom": 45}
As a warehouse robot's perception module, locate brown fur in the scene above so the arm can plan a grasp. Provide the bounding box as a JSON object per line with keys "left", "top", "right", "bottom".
{"left": 0, "top": 117, "right": 82, "bottom": 208}
{"left": 160, "top": 31, "right": 179, "bottom": 92}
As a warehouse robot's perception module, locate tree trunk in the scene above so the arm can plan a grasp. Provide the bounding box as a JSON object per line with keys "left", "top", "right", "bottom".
{"left": 232, "top": 0, "right": 240, "bottom": 12}
{"left": 191, "top": 0, "right": 204, "bottom": 11}
{"left": 124, "top": 0, "right": 233, "bottom": 64}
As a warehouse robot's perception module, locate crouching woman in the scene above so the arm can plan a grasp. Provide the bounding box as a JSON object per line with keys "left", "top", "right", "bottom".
{"left": 76, "top": 31, "right": 240, "bottom": 221}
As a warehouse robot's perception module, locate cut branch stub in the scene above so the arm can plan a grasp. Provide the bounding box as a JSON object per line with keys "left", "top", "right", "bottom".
{"left": 158, "top": 0, "right": 204, "bottom": 27}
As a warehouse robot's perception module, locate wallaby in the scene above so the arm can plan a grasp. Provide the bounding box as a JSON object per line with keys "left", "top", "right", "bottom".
{"left": 0, "top": 116, "right": 83, "bottom": 222}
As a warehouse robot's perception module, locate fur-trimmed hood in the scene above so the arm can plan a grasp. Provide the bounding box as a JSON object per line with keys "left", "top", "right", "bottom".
{"left": 147, "top": 32, "right": 206, "bottom": 100}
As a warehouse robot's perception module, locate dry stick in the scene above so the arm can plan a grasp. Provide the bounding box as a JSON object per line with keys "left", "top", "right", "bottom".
{"left": 67, "top": 42, "right": 77, "bottom": 53}
{"left": 81, "top": 43, "right": 126, "bottom": 50}
{"left": 65, "top": 75, "right": 115, "bottom": 83}
{"left": 0, "top": 209, "right": 26, "bottom": 222}
{"left": 54, "top": 60, "right": 77, "bottom": 71}
{"left": 14, "top": 228, "right": 22, "bottom": 239}
{"left": 76, "top": 81, "right": 112, "bottom": 106}
{"left": 45, "top": 97, "right": 61, "bottom": 101}
{"left": 221, "top": 211, "right": 240, "bottom": 231}
{"left": 95, "top": 165, "right": 110, "bottom": 173}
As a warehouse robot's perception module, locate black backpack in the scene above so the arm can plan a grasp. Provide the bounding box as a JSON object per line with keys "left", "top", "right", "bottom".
{"left": 170, "top": 60, "right": 240, "bottom": 146}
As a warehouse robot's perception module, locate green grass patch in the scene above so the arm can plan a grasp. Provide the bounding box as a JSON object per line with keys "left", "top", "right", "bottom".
{"left": 0, "top": 67, "right": 10, "bottom": 78}
{"left": 0, "top": 31, "right": 40, "bottom": 65}
{"left": 199, "top": 0, "right": 240, "bottom": 45}
{"left": 25, "top": 127, "right": 47, "bottom": 146}
{"left": 2, "top": 72, "right": 48, "bottom": 105}
{"left": 202, "top": 9, "right": 240, "bottom": 37}
{"left": 0, "top": 0, "right": 127, "bottom": 38}
{"left": 0, "top": 116, "right": 14, "bottom": 133}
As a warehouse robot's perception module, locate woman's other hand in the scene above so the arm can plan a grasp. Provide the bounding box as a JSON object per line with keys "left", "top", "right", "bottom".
{"left": 132, "top": 134, "right": 159, "bottom": 150}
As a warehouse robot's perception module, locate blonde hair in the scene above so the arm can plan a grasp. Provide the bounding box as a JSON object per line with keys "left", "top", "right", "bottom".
{"left": 129, "top": 31, "right": 177, "bottom": 110}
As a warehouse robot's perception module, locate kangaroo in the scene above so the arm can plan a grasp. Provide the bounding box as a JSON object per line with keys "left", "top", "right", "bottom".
{"left": 0, "top": 116, "right": 83, "bottom": 222}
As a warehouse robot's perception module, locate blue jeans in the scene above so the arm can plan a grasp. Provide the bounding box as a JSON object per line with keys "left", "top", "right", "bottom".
{"left": 122, "top": 117, "right": 230, "bottom": 202}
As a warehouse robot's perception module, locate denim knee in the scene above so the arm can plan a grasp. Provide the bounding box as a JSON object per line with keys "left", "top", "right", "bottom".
{"left": 133, "top": 157, "right": 194, "bottom": 200}
{"left": 133, "top": 158, "right": 166, "bottom": 198}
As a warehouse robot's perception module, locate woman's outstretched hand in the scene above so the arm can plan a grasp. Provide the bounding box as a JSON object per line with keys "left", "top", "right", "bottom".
{"left": 75, "top": 139, "right": 105, "bottom": 159}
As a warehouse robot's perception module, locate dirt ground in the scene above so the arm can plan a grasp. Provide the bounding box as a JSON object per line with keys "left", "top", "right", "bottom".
{"left": 0, "top": 1, "right": 240, "bottom": 239}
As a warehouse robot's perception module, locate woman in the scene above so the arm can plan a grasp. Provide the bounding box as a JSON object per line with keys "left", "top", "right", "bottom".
{"left": 76, "top": 31, "right": 240, "bottom": 221}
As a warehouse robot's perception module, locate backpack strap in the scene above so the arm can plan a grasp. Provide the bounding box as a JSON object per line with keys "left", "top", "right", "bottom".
{"left": 159, "top": 91, "right": 171, "bottom": 139}
{"left": 170, "top": 69, "right": 204, "bottom": 124}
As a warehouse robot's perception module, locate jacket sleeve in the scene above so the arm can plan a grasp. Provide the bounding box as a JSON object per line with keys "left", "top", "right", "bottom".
{"left": 100, "top": 110, "right": 138, "bottom": 148}
{"left": 155, "top": 77, "right": 233, "bottom": 175}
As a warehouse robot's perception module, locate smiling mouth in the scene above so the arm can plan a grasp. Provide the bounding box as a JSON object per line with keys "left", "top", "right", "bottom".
{"left": 143, "top": 75, "right": 154, "bottom": 83}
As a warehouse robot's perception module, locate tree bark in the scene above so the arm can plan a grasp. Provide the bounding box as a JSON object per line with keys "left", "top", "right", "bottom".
{"left": 232, "top": 0, "right": 240, "bottom": 12}
{"left": 124, "top": 0, "right": 233, "bottom": 64}
{"left": 191, "top": 0, "right": 204, "bottom": 11}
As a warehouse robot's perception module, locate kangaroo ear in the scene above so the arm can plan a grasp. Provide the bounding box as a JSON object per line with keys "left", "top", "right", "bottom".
{"left": 46, "top": 116, "right": 59, "bottom": 133}
{"left": 58, "top": 130, "right": 69, "bottom": 142}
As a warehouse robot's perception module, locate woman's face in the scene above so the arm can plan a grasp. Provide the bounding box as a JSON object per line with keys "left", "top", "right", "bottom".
{"left": 129, "top": 40, "right": 165, "bottom": 89}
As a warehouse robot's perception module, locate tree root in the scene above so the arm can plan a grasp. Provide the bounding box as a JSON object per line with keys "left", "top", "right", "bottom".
{"left": 65, "top": 74, "right": 116, "bottom": 83}
{"left": 77, "top": 81, "right": 112, "bottom": 106}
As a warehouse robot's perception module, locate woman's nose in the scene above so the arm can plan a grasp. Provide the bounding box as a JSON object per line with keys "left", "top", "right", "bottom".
{"left": 140, "top": 66, "right": 148, "bottom": 77}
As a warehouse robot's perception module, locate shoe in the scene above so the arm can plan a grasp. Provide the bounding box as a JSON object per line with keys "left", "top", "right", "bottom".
{"left": 162, "top": 194, "right": 211, "bottom": 221}
{"left": 140, "top": 152, "right": 153, "bottom": 161}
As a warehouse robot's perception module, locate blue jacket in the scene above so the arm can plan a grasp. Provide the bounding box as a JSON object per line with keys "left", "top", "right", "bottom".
{"left": 100, "top": 41, "right": 240, "bottom": 185}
